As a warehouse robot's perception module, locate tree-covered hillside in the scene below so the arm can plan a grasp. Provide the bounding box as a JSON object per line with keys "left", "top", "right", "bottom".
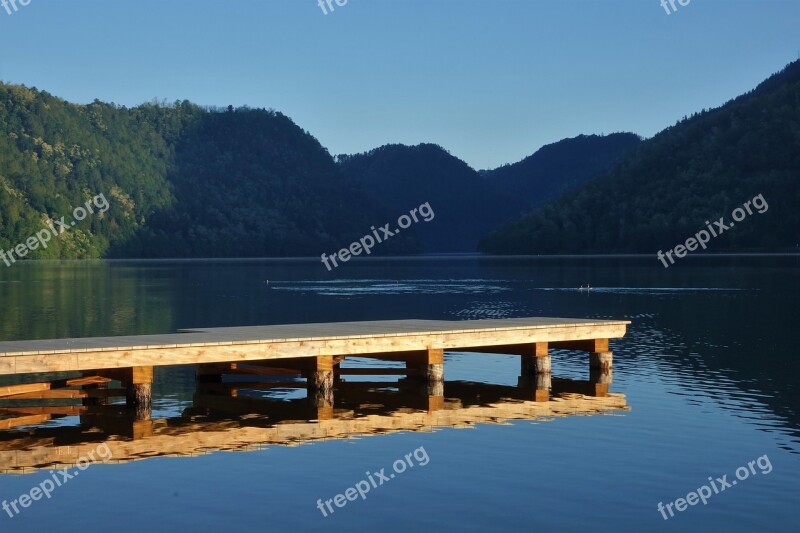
{"left": 480, "top": 60, "right": 800, "bottom": 254}
{"left": 5, "top": 58, "right": 797, "bottom": 260}
{"left": 0, "top": 86, "right": 174, "bottom": 259}
{"left": 116, "top": 105, "right": 414, "bottom": 257}
{"left": 0, "top": 87, "right": 417, "bottom": 259}
{"left": 482, "top": 133, "right": 641, "bottom": 211}
{"left": 338, "top": 143, "right": 522, "bottom": 252}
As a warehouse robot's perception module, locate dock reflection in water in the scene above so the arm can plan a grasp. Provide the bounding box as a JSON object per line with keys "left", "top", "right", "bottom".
{"left": 0, "top": 373, "right": 628, "bottom": 475}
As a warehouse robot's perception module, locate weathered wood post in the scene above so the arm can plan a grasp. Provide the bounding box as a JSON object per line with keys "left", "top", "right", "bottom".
{"left": 406, "top": 348, "right": 444, "bottom": 383}
{"left": 589, "top": 355, "right": 612, "bottom": 397}
{"left": 307, "top": 355, "right": 334, "bottom": 412}
{"left": 519, "top": 342, "right": 550, "bottom": 401}
{"left": 590, "top": 351, "right": 613, "bottom": 373}
{"left": 590, "top": 366, "right": 613, "bottom": 385}
{"left": 427, "top": 379, "right": 444, "bottom": 399}
{"left": 551, "top": 338, "right": 613, "bottom": 376}
{"left": 420, "top": 378, "right": 444, "bottom": 412}
{"left": 124, "top": 366, "right": 153, "bottom": 421}
{"left": 520, "top": 342, "right": 551, "bottom": 375}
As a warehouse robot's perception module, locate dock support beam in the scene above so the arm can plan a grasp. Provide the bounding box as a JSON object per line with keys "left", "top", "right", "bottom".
{"left": 519, "top": 343, "right": 550, "bottom": 401}
{"left": 81, "top": 371, "right": 110, "bottom": 406}
{"left": 590, "top": 366, "right": 613, "bottom": 385}
{"left": 307, "top": 355, "right": 334, "bottom": 408}
{"left": 590, "top": 351, "right": 613, "bottom": 373}
{"left": 521, "top": 342, "right": 551, "bottom": 376}
{"left": 551, "top": 338, "right": 613, "bottom": 374}
{"left": 407, "top": 348, "right": 444, "bottom": 385}
{"left": 410, "top": 379, "right": 444, "bottom": 412}
{"left": 124, "top": 367, "right": 153, "bottom": 421}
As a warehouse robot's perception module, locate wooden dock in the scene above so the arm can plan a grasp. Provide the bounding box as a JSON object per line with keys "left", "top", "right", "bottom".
{"left": 0, "top": 317, "right": 629, "bottom": 417}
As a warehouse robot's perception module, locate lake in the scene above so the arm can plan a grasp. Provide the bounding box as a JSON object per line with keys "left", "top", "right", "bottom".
{"left": 0, "top": 256, "right": 798, "bottom": 532}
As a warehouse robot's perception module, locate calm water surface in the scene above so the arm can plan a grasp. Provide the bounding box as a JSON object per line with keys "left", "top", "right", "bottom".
{"left": 0, "top": 256, "right": 798, "bottom": 532}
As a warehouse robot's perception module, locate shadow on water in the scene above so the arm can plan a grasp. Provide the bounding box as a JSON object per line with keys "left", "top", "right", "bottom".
{"left": 0, "top": 375, "right": 627, "bottom": 475}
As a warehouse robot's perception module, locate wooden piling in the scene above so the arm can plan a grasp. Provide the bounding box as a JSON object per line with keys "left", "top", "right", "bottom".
{"left": 590, "top": 366, "right": 613, "bottom": 385}
{"left": 124, "top": 366, "right": 153, "bottom": 421}
{"left": 307, "top": 355, "right": 334, "bottom": 406}
{"left": 521, "top": 342, "right": 551, "bottom": 375}
{"left": 406, "top": 348, "right": 444, "bottom": 382}
{"left": 590, "top": 351, "right": 613, "bottom": 372}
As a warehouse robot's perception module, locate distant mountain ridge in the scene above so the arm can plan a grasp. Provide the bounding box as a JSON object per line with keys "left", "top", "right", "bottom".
{"left": 3, "top": 60, "right": 796, "bottom": 259}
{"left": 482, "top": 133, "right": 641, "bottom": 211}
{"left": 337, "top": 143, "right": 522, "bottom": 252}
{"left": 0, "top": 83, "right": 641, "bottom": 258}
{"left": 337, "top": 135, "right": 642, "bottom": 252}
{"left": 480, "top": 60, "right": 800, "bottom": 254}
{"left": 0, "top": 92, "right": 419, "bottom": 259}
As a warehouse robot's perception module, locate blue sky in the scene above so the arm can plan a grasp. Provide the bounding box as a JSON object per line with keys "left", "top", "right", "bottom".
{"left": 0, "top": 0, "right": 797, "bottom": 169}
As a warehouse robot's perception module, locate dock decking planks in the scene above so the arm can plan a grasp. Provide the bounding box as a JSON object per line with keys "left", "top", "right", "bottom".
{"left": 0, "top": 317, "right": 629, "bottom": 375}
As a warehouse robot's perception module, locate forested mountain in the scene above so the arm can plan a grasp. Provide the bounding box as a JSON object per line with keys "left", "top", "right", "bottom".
{"left": 0, "top": 82, "right": 629, "bottom": 259}
{"left": 3, "top": 59, "right": 797, "bottom": 260}
{"left": 117, "top": 105, "right": 417, "bottom": 257}
{"left": 480, "top": 60, "right": 800, "bottom": 254}
{"left": 337, "top": 144, "right": 523, "bottom": 252}
{"left": 0, "top": 87, "right": 418, "bottom": 259}
{"left": 482, "top": 133, "right": 641, "bottom": 210}
{"left": 337, "top": 136, "right": 643, "bottom": 252}
{"left": 0, "top": 85, "right": 174, "bottom": 259}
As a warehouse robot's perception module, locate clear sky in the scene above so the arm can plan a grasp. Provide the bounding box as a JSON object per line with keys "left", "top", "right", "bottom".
{"left": 0, "top": 0, "right": 797, "bottom": 169}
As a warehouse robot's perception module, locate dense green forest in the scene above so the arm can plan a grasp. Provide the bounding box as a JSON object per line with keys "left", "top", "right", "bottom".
{"left": 0, "top": 89, "right": 417, "bottom": 259}
{"left": 480, "top": 60, "right": 800, "bottom": 254}
{"left": 337, "top": 136, "right": 640, "bottom": 252}
{"left": 481, "top": 133, "right": 641, "bottom": 211}
{"left": 0, "top": 86, "right": 174, "bottom": 259}
{"left": 116, "top": 105, "right": 418, "bottom": 257}
{"left": 0, "top": 84, "right": 635, "bottom": 258}
{"left": 337, "top": 144, "right": 522, "bottom": 252}
{"left": 2, "top": 60, "right": 798, "bottom": 259}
